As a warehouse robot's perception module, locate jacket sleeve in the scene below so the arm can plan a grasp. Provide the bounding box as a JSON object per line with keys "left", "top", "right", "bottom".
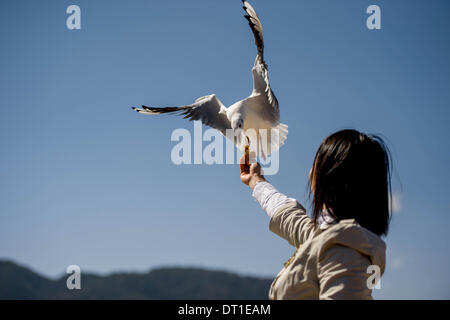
{"left": 269, "top": 201, "right": 316, "bottom": 248}
{"left": 318, "top": 244, "right": 373, "bottom": 300}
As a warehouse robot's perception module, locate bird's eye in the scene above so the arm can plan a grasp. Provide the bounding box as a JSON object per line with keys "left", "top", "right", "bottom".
{"left": 238, "top": 123, "right": 242, "bottom": 128}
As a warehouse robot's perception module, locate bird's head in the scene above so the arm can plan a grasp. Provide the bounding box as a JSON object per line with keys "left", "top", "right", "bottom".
{"left": 231, "top": 117, "right": 244, "bottom": 132}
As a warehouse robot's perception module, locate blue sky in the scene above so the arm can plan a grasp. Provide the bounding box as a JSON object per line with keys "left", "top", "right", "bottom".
{"left": 0, "top": 0, "right": 449, "bottom": 299}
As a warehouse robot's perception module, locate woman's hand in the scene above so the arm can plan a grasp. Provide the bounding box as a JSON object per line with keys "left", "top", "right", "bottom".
{"left": 240, "top": 153, "right": 266, "bottom": 190}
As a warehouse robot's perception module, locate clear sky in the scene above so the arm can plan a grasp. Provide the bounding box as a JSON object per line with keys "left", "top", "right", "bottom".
{"left": 0, "top": 0, "right": 449, "bottom": 299}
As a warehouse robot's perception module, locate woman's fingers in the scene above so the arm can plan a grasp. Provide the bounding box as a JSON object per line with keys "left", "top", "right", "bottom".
{"left": 250, "top": 162, "right": 262, "bottom": 175}
{"left": 240, "top": 149, "right": 263, "bottom": 186}
{"left": 240, "top": 154, "right": 250, "bottom": 174}
{"left": 240, "top": 151, "right": 258, "bottom": 174}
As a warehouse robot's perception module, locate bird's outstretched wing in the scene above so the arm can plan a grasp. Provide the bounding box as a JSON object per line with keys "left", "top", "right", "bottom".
{"left": 242, "top": 0, "right": 265, "bottom": 66}
{"left": 132, "top": 94, "right": 231, "bottom": 135}
{"left": 242, "top": 0, "right": 279, "bottom": 116}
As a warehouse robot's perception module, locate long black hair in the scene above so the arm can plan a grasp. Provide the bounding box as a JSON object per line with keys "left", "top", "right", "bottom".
{"left": 309, "top": 129, "right": 392, "bottom": 236}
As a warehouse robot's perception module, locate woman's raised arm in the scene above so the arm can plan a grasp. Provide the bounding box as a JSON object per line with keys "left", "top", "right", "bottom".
{"left": 240, "top": 155, "right": 317, "bottom": 247}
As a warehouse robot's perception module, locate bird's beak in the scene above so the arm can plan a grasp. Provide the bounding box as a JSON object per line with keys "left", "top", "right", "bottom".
{"left": 233, "top": 127, "right": 241, "bottom": 137}
{"left": 241, "top": 131, "right": 251, "bottom": 148}
{"left": 236, "top": 129, "right": 245, "bottom": 146}
{"left": 234, "top": 129, "right": 249, "bottom": 148}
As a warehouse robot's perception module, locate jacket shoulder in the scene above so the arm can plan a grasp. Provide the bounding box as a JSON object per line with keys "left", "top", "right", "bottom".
{"left": 313, "top": 219, "right": 386, "bottom": 274}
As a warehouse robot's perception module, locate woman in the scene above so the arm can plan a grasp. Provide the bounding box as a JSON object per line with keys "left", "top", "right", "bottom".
{"left": 240, "top": 129, "right": 392, "bottom": 300}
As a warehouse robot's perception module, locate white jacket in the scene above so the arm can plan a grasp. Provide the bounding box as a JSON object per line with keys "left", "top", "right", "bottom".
{"left": 268, "top": 201, "right": 386, "bottom": 300}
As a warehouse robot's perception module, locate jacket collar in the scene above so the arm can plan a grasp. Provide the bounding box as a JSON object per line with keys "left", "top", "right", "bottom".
{"left": 317, "top": 208, "right": 337, "bottom": 230}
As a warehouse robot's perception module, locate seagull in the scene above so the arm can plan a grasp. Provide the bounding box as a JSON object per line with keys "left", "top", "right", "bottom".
{"left": 132, "top": 0, "right": 288, "bottom": 159}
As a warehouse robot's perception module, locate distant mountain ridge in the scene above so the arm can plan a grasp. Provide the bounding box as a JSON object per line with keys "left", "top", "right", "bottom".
{"left": 0, "top": 260, "right": 272, "bottom": 299}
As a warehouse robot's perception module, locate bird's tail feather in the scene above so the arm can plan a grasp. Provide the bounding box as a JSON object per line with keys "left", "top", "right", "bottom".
{"left": 271, "top": 123, "right": 288, "bottom": 152}
{"left": 243, "top": 123, "right": 288, "bottom": 160}
{"left": 256, "top": 123, "right": 288, "bottom": 160}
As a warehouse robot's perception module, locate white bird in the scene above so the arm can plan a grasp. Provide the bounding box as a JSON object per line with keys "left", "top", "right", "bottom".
{"left": 132, "top": 0, "right": 288, "bottom": 159}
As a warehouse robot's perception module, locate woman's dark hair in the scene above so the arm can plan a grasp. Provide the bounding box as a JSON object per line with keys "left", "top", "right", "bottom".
{"left": 309, "top": 129, "right": 392, "bottom": 236}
